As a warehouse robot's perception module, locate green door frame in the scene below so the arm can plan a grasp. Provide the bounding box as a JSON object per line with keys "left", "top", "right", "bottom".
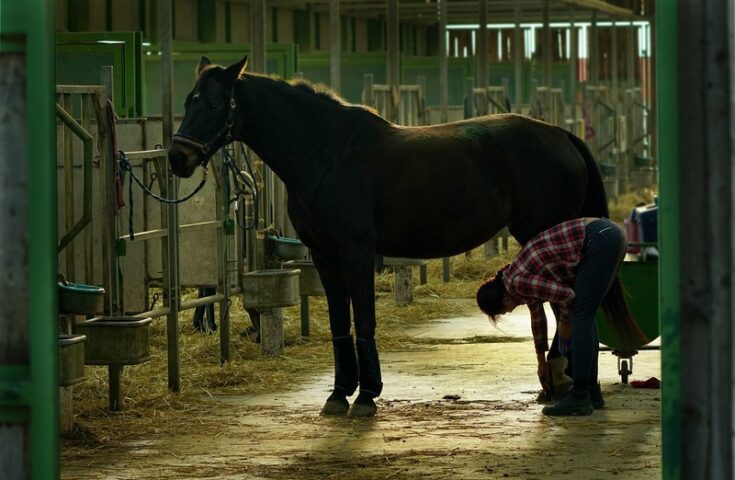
{"left": 0, "top": 0, "right": 58, "bottom": 479}
{"left": 656, "top": 3, "right": 680, "bottom": 480}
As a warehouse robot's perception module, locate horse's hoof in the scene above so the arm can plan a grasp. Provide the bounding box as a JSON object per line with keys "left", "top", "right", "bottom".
{"left": 348, "top": 396, "right": 377, "bottom": 417}
{"left": 320, "top": 396, "right": 349, "bottom": 416}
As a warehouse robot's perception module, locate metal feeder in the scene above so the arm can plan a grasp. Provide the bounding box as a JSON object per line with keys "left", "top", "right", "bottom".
{"left": 59, "top": 334, "right": 86, "bottom": 387}
{"left": 266, "top": 235, "right": 308, "bottom": 261}
{"left": 76, "top": 316, "right": 152, "bottom": 410}
{"left": 58, "top": 281, "right": 104, "bottom": 315}
{"left": 282, "top": 260, "right": 325, "bottom": 337}
{"left": 242, "top": 269, "right": 300, "bottom": 355}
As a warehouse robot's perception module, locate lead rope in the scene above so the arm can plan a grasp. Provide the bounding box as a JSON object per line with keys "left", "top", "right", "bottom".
{"left": 119, "top": 150, "right": 208, "bottom": 240}
{"left": 220, "top": 143, "right": 259, "bottom": 231}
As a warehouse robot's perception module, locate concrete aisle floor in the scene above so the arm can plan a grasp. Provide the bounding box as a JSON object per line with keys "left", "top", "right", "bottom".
{"left": 63, "top": 302, "right": 661, "bottom": 480}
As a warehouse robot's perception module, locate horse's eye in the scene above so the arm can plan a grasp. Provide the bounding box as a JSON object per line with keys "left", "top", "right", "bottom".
{"left": 192, "top": 93, "right": 200, "bottom": 100}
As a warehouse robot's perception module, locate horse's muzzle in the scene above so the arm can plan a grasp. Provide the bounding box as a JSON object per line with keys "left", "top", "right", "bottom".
{"left": 167, "top": 145, "right": 199, "bottom": 178}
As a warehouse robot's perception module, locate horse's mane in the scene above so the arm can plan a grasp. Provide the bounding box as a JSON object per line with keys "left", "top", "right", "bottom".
{"left": 253, "top": 73, "right": 378, "bottom": 115}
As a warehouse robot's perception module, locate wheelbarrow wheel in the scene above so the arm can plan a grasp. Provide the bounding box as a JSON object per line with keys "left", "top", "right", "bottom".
{"left": 620, "top": 360, "right": 630, "bottom": 384}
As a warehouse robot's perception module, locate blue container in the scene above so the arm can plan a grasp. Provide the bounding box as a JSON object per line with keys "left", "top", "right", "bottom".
{"left": 631, "top": 203, "right": 658, "bottom": 243}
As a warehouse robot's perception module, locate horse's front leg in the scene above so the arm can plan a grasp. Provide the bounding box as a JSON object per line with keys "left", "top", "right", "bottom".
{"left": 340, "top": 245, "right": 382, "bottom": 417}
{"left": 311, "top": 249, "right": 359, "bottom": 415}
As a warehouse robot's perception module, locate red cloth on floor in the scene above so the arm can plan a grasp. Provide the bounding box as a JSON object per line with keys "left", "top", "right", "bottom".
{"left": 631, "top": 377, "right": 660, "bottom": 389}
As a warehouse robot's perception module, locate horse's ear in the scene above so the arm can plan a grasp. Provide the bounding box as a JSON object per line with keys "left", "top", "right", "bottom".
{"left": 196, "top": 56, "right": 212, "bottom": 78}
{"left": 225, "top": 56, "right": 248, "bottom": 80}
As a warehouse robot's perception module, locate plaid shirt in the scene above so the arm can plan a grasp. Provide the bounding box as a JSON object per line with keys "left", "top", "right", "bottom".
{"left": 502, "top": 218, "right": 588, "bottom": 353}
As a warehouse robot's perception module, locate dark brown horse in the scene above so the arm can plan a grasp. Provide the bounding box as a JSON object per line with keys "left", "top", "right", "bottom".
{"left": 168, "top": 56, "right": 619, "bottom": 417}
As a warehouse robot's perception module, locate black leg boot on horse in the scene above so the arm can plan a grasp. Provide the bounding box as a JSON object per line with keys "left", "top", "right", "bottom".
{"left": 321, "top": 335, "right": 359, "bottom": 415}
{"left": 350, "top": 337, "right": 383, "bottom": 417}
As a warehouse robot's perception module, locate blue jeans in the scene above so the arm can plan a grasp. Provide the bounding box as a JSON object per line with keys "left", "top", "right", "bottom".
{"left": 569, "top": 218, "right": 627, "bottom": 390}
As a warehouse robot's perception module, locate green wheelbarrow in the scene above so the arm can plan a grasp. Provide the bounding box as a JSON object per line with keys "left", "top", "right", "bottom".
{"left": 595, "top": 249, "right": 659, "bottom": 384}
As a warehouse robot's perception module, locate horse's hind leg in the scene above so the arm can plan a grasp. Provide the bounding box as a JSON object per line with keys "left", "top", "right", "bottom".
{"left": 311, "top": 250, "right": 358, "bottom": 415}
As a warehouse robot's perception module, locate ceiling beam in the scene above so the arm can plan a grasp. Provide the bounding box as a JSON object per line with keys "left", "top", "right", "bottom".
{"left": 557, "top": 0, "right": 640, "bottom": 19}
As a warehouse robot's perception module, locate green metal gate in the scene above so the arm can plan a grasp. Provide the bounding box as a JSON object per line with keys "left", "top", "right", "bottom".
{"left": 0, "top": 1, "right": 58, "bottom": 479}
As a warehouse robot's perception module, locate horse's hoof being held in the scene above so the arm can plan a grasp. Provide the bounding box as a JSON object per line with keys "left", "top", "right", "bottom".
{"left": 320, "top": 392, "right": 350, "bottom": 416}
{"left": 348, "top": 394, "right": 377, "bottom": 418}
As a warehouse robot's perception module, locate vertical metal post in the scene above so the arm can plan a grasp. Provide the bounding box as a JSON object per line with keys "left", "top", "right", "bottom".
{"left": 569, "top": 8, "right": 578, "bottom": 124}
{"left": 416, "top": 75, "right": 427, "bottom": 125}
{"left": 159, "top": 0, "right": 181, "bottom": 392}
{"left": 250, "top": 0, "right": 266, "bottom": 73}
{"left": 100, "top": 67, "right": 121, "bottom": 315}
{"left": 329, "top": 0, "right": 341, "bottom": 92}
{"left": 438, "top": 0, "right": 448, "bottom": 124}
{"left": 1, "top": 0, "right": 58, "bottom": 477}
{"left": 217, "top": 160, "right": 231, "bottom": 364}
{"left": 611, "top": 21, "right": 619, "bottom": 105}
{"left": 159, "top": 0, "right": 174, "bottom": 148}
{"left": 250, "top": 0, "right": 270, "bottom": 234}
{"left": 464, "top": 77, "right": 475, "bottom": 118}
{"left": 477, "top": 0, "right": 488, "bottom": 92}
{"left": 363, "top": 73, "right": 374, "bottom": 106}
{"left": 62, "top": 93, "right": 75, "bottom": 281}
{"left": 656, "top": 2, "right": 679, "bottom": 479}
{"left": 108, "top": 364, "right": 123, "bottom": 411}
{"left": 590, "top": 11, "right": 599, "bottom": 86}
{"left": 82, "top": 94, "right": 94, "bottom": 284}
{"left": 542, "top": 0, "right": 551, "bottom": 89}
{"left": 626, "top": 22, "right": 635, "bottom": 90}
{"left": 513, "top": 0, "right": 523, "bottom": 113}
{"left": 387, "top": 0, "right": 400, "bottom": 123}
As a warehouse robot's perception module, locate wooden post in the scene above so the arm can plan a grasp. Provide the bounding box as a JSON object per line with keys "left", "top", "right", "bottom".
{"left": 329, "top": 0, "right": 341, "bottom": 92}
{"left": 0, "top": 51, "right": 30, "bottom": 479}
{"left": 438, "top": 0, "right": 448, "bottom": 124}
{"left": 394, "top": 265, "right": 413, "bottom": 306}
{"left": 678, "top": 1, "right": 734, "bottom": 475}
{"left": 477, "top": 0, "right": 488, "bottom": 92}
{"left": 513, "top": 0, "right": 523, "bottom": 113}
{"left": 260, "top": 308, "right": 284, "bottom": 356}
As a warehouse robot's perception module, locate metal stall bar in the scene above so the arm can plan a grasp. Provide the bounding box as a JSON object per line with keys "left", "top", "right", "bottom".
{"left": 158, "top": 0, "right": 181, "bottom": 393}
{"left": 118, "top": 148, "right": 239, "bottom": 364}
{"left": 656, "top": 2, "right": 679, "bottom": 478}
{"left": 55, "top": 100, "right": 95, "bottom": 253}
{"left": 100, "top": 67, "right": 123, "bottom": 316}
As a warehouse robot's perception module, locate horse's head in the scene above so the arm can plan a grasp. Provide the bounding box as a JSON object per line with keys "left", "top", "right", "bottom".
{"left": 168, "top": 56, "right": 248, "bottom": 178}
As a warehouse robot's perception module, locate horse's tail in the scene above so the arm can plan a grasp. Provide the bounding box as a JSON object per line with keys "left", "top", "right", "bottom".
{"left": 565, "top": 131, "right": 609, "bottom": 218}
{"left": 566, "top": 131, "right": 650, "bottom": 350}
